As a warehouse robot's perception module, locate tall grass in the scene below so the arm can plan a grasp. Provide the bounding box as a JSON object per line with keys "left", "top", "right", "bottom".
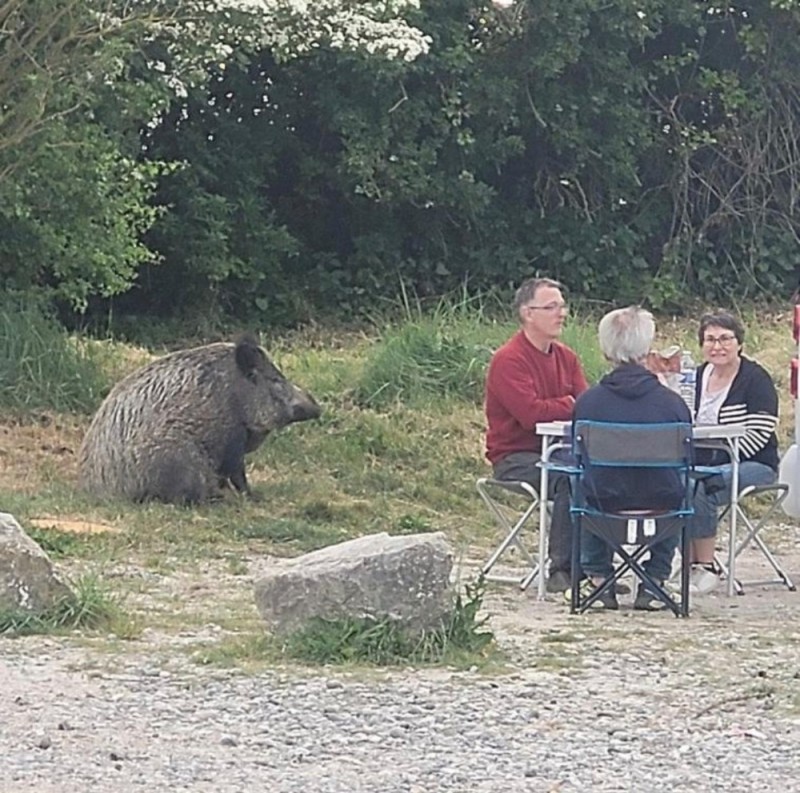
{"left": 354, "top": 288, "right": 608, "bottom": 409}
{"left": 0, "top": 298, "right": 109, "bottom": 413}
{"left": 560, "top": 319, "right": 608, "bottom": 384}
{"left": 355, "top": 289, "right": 493, "bottom": 407}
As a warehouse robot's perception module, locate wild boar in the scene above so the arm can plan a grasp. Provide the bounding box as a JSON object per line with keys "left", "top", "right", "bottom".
{"left": 79, "top": 334, "right": 321, "bottom": 504}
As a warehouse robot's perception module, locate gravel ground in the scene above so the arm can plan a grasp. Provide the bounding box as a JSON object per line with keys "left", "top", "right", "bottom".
{"left": 3, "top": 538, "right": 800, "bottom": 792}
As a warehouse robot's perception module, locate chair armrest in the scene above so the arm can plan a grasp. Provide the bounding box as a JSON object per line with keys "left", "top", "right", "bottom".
{"left": 691, "top": 466, "right": 722, "bottom": 477}
{"left": 538, "top": 461, "right": 580, "bottom": 476}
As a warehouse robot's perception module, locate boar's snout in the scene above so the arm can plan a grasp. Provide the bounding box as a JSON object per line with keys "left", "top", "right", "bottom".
{"left": 290, "top": 387, "right": 321, "bottom": 423}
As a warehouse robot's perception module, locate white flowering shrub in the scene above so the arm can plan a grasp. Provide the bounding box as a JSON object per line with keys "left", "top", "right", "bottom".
{"left": 210, "top": 0, "right": 430, "bottom": 62}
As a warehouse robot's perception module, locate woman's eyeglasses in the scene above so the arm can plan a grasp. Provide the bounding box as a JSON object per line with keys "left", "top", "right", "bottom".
{"left": 702, "top": 334, "right": 737, "bottom": 347}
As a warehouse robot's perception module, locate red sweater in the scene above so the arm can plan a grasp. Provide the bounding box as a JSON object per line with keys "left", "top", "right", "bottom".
{"left": 485, "top": 331, "right": 588, "bottom": 463}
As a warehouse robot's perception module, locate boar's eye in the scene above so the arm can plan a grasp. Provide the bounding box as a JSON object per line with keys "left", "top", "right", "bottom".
{"left": 245, "top": 369, "right": 258, "bottom": 384}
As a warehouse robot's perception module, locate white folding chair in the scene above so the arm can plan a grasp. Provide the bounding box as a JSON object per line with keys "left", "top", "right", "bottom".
{"left": 476, "top": 478, "right": 546, "bottom": 590}
{"left": 715, "top": 483, "right": 795, "bottom": 593}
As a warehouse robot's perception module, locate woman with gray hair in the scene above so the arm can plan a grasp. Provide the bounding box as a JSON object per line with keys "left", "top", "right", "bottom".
{"left": 572, "top": 306, "right": 692, "bottom": 610}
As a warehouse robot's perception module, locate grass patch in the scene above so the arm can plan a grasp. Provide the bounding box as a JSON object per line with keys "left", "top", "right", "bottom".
{"left": 192, "top": 634, "right": 276, "bottom": 669}
{"left": 356, "top": 322, "right": 487, "bottom": 406}
{"left": 195, "top": 579, "right": 495, "bottom": 669}
{"left": 352, "top": 287, "right": 612, "bottom": 411}
{"left": 0, "top": 575, "right": 135, "bottom": 637}
{"left": 22, "top": 525, "right": 112, "bottom": 559}
{"left": 539, "top": 629, "right": 585, "bottom": 644}
{"left": 528, "top": 653, "right": 583, "bottom": 673}
{"left": 307, "top": 576, "right": 491, "bottom": 664}
{"left": 355, "top": 292, "right": 492, "bottom": 408}
{"left": 229, "top": 517, "right": 351, "bottom": 551}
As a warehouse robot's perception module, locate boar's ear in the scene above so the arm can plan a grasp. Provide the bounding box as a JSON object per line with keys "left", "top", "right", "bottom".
{"left": 234, "top": 333, "right": 265, "bottom": 377}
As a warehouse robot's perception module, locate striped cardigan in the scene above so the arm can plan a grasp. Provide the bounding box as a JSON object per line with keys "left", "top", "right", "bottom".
{"left": 694, "top": 357, "right": 779, "bottom": 471}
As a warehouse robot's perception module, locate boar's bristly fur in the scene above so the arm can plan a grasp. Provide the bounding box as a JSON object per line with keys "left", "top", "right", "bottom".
{"left": 79, "top": 334, "right": 321, "bottom": 504}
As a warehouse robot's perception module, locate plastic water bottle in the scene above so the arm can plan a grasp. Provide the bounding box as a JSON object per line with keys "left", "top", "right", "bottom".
{"left": 679, "top": 350, "right": 696, "bottom": 415}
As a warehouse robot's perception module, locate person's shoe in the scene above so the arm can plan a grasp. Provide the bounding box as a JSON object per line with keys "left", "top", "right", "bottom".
{"left": 689, "top": 565, "right": 721, "bottom": 595}
{"left": 545, "top": 569, "right": 572, "bottom": 593}
{"left": 565, "top": 579, "right": 619, "bottom": 610}
{"left": 633, "top": 584, "right": 669, "bottom": 611}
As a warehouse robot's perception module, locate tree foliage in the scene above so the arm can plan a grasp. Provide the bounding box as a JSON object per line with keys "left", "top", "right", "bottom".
{"left": 0, "top": 0, "right": 181, "bottom": 307}
{"left": 3, "top": 1, "right": 800, "bottom": 328}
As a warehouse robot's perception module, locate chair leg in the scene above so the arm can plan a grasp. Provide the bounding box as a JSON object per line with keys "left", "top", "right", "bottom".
{"left": 718, "top": 486, "right": 794, "bottom": 592}
{"left": 625, "top": 548, "right": 684, "bottom": 618}
{"left": 575, "top": 545, "right": 673, "bottom": 614}
{"left": 570, "top": 515, "right": 581, "bottom": 614}
{"left": 577, "top": 540, "right": 688, "bottom": 617}
{"left": 479, "top": 504, "right": 537, "bottom": 579}
{"left": 713, "top": 554, "right": 746, "bottom": 596}
{"left": 734, "top": 491, "right": 796, "bottom": 590}
{"left": 751, "top": 534, "right": 796, "bottom": 591}
{"left": 477, "top": 479, "right": 541, "bottom": 589}
{"left": 680, "top": 525, "right": 690, "bottom": 617}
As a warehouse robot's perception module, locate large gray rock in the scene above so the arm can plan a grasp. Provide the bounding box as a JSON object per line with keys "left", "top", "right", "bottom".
{"left": 0, "top": 513, "right": 73, "bottom": 613}
{"left": 254, "top": 532, "right": 454, "bottom": 636}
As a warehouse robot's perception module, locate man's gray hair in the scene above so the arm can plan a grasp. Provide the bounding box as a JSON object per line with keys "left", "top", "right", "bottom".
{"left": 597, "top": 306, "right": 655, "bottom": 365}
{"left": 512, "top": 277, "right": 564, "bottom": 315}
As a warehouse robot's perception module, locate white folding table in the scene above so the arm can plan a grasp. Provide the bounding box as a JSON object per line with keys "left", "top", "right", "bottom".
{"left": 534, "top": 421, "right": 747, "bottom": 599}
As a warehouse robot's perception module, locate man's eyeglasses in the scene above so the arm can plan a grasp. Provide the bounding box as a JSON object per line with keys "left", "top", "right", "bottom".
{"left": 525, "top": 302, "right": 569, "bottom": 313}
{"left": 702, "top": 334, "right": 737, "bottom": 347}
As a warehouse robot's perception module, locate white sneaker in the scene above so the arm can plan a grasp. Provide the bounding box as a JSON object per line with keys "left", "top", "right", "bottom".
{"left": 689, "top": 566, "right": 721, "bottom": 595}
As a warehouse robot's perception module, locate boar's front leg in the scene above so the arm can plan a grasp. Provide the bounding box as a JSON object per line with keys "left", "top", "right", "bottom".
{"left": 220, "top": 428, "right": 251, "bottom": 495}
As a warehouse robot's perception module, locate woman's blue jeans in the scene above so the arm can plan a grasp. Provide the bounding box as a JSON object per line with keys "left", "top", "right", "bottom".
{"left": 691, "top": 461, "right": 777, "bottom": 539}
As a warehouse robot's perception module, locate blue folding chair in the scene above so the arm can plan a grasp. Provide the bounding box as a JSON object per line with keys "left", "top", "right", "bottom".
{"left": 568, "top": 420, "right": 695, "bottom": 617}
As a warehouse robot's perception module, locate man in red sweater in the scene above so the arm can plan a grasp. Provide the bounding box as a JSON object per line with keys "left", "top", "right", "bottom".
{"left": 484, "top": 277, "right": 588, "bottom": 592}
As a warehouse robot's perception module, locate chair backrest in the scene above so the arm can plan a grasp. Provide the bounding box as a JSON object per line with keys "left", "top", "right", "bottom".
{"left": 572, "top": 420, "right": 694, "bottom": 516}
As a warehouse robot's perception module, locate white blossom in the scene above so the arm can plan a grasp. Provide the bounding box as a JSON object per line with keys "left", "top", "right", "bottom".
{"left": 210, "top": 0, "right": 431, "bottom": 62}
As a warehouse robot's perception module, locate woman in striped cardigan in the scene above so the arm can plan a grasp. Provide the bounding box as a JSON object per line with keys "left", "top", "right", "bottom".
{"left": 690, "top": 311, "right": 779, "bottom": 594}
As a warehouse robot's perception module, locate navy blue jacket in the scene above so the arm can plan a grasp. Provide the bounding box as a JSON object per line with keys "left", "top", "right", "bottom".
{"left": 572, "top": 363, "right": 692, "bottom": 512}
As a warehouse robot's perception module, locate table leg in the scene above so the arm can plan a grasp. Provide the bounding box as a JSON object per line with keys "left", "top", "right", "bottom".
{"left": 726, "top": 437, "right": 741, "bottom": 597}
{"left": 537, "top": 436, "right": 551, "bottom": 600}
